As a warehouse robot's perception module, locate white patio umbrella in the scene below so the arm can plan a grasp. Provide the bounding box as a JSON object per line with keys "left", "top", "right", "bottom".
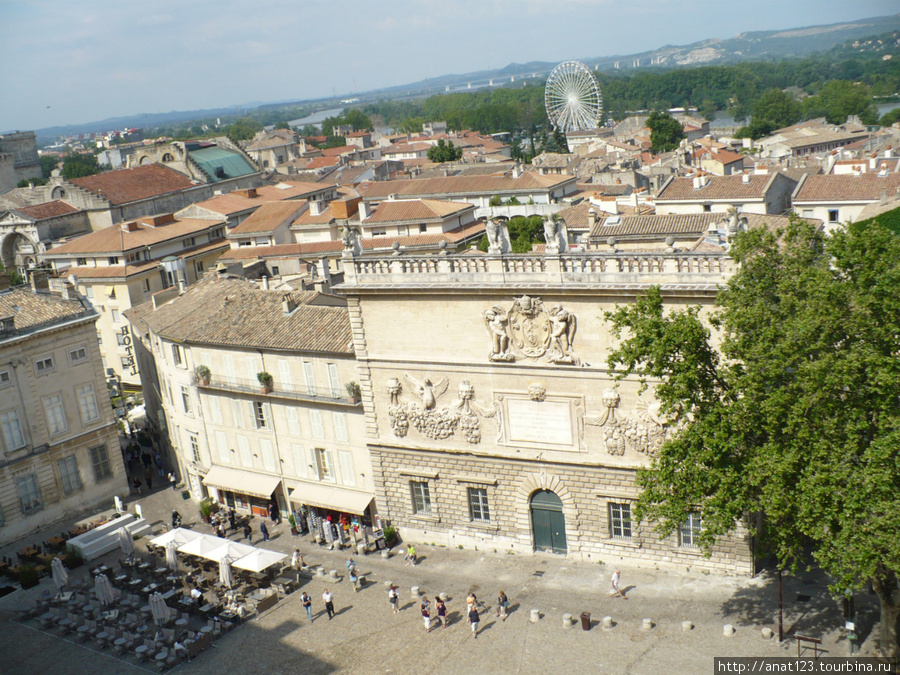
{"left": 219, "top": 557, "right": 234, "bottom": 589}
{"left": 231, "top": 548, "right": 287, "bottom": 573}
{"left": 165, "top": 540, "right": 178, "bottom": 572}
{"left": 94, "top": 573, "right": 114, "bottom": 606}
{"left": 177, "top": 533, "right": 227, "bottom": 559}
{"left": 117, "top": 526, "right": 135, "bottom": 556}
{"left": 149, "top": 591, "right": 169, "bottom": 626}
{"left": 149, "top": 527, "right": 202, "bottom": 549}
{"left": 205, "top": 540, "right": 255, "bottom": 564}
{"left": 51, "top": 556, "right": 68, "bottom": 591}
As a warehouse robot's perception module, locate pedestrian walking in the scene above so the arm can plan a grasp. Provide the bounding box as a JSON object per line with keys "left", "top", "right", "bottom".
{"left": 468, "top": 604, "right": 480, "bottom": 638}
{"left": 301, "top": 592, "right": 313, "bottom": 622}
{"left": 421, "top": 597, "right": 432, "bottom": 632}
{"left": 609, "top": 569, "right": 627, "bottom": 599}
{"left": 144, "top": 468, "right": 152, "bottom": 490}
{"left": 496, "top": 591, "right": 510, "bottom": 620}
{"left": 292, "top": 549, "right": 304, "bottom": 570}
{"left": 132, "top": 476, "right": 142, "bottom": 495}
{"left": 244, "top": 522, "right": 253, "bottom": 544}
{"left": 228, "top": 509, "right": 236, "bottom": 531}
{"left": 323, "top": 590, "right": 335, "bottom": 620}
{"left": 388, "top": 585, "right": 399, "bottom": 614}
{"left": 404, "top": 544, "right": 416, "bottom": 566}
{"left": 466, "top": 592, "right": 477, "bottom": 614}
{"left": 260, "top": 521, "right": 270, "bottom": 542}
{"left": 435, "top": 597, "right": 447, "bottom": 629}
{"left": 168, "top": 472, "right": 177, "bottom": 490}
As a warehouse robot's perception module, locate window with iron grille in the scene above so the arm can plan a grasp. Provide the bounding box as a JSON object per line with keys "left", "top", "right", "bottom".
{"left": 609, "top": 502, "right": 632, "bottom": 540}
{"left": 181, "top": 386, "right": 192, "bottom": 415}
{"left": 410, "top": 481, "right": 431, "bottom": 515}
{"left": 468, "top": 487, "right": 490, "bottom": 523}
{"left": 1, "top": 409, "right": 26, "bottom": 451}
{"left": 57, "top": 455, "right": 82, "bottom": 495}
{"left": 189, "top": 434, "right": 201, "bottom": 463}
{"left": 43, "top": 394, "right": 68, "bottom": 435}
{"left": 16, "top": 474, "right": 42, "bottom": 513}
{"left": 680, "top": 512, "right": 702, "bottom": 548}
{"left": 89, "top": 444, "right": 113, "bottom": 481}
{"left": 76, "top": 384, "right": 100, "bottom": 424}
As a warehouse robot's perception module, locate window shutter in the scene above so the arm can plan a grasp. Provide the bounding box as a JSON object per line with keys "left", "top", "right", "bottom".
{"left": 260, "top": 439, "right": 276, "bottom": 472}
{"left": 215, "top": 431, "right": 229, "bottom": 464}
{"left": 278, "top": 360, "right": 292, "bottom": 388}
{"left": 310, "top": 410, "right": 325, "bottom": 439}
{"left": 338, "top": 451, "right": 355, "bottom": 486}
{"left": 303, "top": 361, "right": 316, "bottom": 395}
{"left": 333, "top": 412, "right": 349, "bottom": 442}
{"left": 231, "top": 400, "right": 243, "bottom": 428}
{"left": 209, "top": 397, "right": 223, "bottom": 424}
{"left": 292, "top": 444, "right": 306, "bottom": 478}
{"left": 287, "top": 408, "right": 301, "bottom": 436}
{"left": 237, "top": 435, "right": 252, "bottom": 467}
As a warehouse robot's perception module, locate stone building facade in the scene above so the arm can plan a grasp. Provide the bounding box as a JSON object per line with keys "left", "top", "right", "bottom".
{"left": 337, "top": 236, "right": 755, "bottom": 574}
{"left": 0, "top": 131, "right": 41, "bottom": 194}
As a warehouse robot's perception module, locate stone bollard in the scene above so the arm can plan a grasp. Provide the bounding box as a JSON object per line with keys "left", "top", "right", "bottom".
{"left": 315, "top": 567, "right": 326, "bottom": 579}
{"left": 723, "top": 624, "right": 735, "bottom": 637}
{"left": 439, "top": 592, "right": 448, "bottom": 602}
{"left": 562, "top": 613, "right": 574, "bottom": 629}
{"left": 356, "top": 542, "right": 367, "bottom": 556}
{"left": 682, "top": 621, "right": 693, "bottom": 632}
{"left": 411, "top": 586, "right": 420, "bottom": 598}
{"left": 761, "top": 627, "right": 773, "bottom": 640}
{"left": 380, "top": 549, "right": 391, "bottom": 559}
{"left": 642, "top": 618, "right": 653, "bottom": 631}
{"left": 602, "top": 616, "right": 613, "bottom": 630}
{"left": 529, "top": 609, "right": 541, "bottom": 623}
{"left": 328, "top": 569, "right": 339, "bottom": 581}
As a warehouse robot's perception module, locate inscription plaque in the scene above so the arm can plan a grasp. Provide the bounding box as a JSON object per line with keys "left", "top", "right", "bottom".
{"left": 507, "top": 399, "right": 573, "bottom": 446}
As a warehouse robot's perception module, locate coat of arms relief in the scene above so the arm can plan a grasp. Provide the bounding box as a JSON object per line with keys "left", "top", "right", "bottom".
{"left": 484, "top": 295, "right": 579, "bottom": 365}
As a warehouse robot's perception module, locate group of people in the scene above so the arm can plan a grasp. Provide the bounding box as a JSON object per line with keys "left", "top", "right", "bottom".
{"left": 385, "top": 587, "right": 510, "bottom": 638}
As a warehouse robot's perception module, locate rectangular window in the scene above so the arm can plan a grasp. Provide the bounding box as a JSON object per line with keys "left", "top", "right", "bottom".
{"left": 77, "top": 257, "right": 87, "bottom": 266}
{"left": 410, "top": 481, "right": 431, "bottom": 515}
{"left": 278, "top": 360, "right": 292, "bottom": 388}
{"left": 303, "top": 361, "right": 316, "bottom": 395}
{"left": 108, "top": 256, "right": 119, "bottom": 265}
{"left": 231, "top": 399, "right": 244, "bottom": 428}
{"left": 333, "top": 412, "right": 349, "bottom": 443}
{"left": 76, "top": 384, "right": 100, "bottom": 424}
{"left": 313, "top": 448, "right": 333, "bottom": 481}
{"left": 181, "top": 386, "right": 192, "bottom": 415}
{"left": 338, "top": 450, "right": 355, "bottom": 487}
{"left": 468, "top": 487, "right": 490, "bottom": 523}
{"left": 68, "top": 346, "right": 88, "bottom": 365}
{"left": 271, "top": 266, "right": 280, "bottom": 276}
{"left": 143, "top": 278, "right": 151, "bottom": 292}
{"left": 327, "top": 363, "right": 341, "bottom": 399}
{"left": 237, "top": 435, "right": 252, "bottom": 467}
{"left": 84, "top": 285, "right": 93, "bottom": 298}
{"left": 16, "top": 474, "right": 42, "bottom": 513}
{"left": 171, "top": 344, "right": 183, "bottom": 366}
{"left": 209, "top": 397, "right": 223, "bottom": 424}
{"left": 0, "top": 369, "right": 10, "bottom": 387}
{"left": 215, "top": 430, "right": 229, "bottom": 464}
{"left": 287, "top": 407, "right": 301, "bottom": 436}
{"left": 828, "top": 209, "right": 839, "bottom": 223}
{"left": 35, "top": 356, "right": 55, "bottom": 374}
{"left": 189, "top": 433, "right": 201, "bottom": 463}
{"left": 680, "top": 512, "right": 702, "bottom": 548}
{"left": 224, "top": 354, "right": 236, "bottom": 384}
{"left": 116, "top": 333, "right": 127, "bottom": 346}
{"left": 1, "top": 409, "right": 26, "bottom": 451}
{"left": 57, "top": 455, "right": 82, "bottom": 495}
{"left": 310, "top": 410, "right": 325, "bottom": 439}
{"left": 260, "top": 438, "right": 276, "bottom": 472}
{"left": 89, "top": 444, "right": 113, "bottom": 481}
{"left": 111, "top": 309, "right": 120, "bottom": 323}
{"left": 254, "top": 401, "right": 270, "bottom": 429}
{"left": 419, "top": 224, "right": 427, "bottom": 233}
{"left": 292, "top": 444, "right": 307, "bottom": 478}
{"left": 609, "top": 502, "right": 632, "bottom": 540}
{"left": 43, "top": 394, "right": 68, "bottom": 435}
{"left": 245, "top": 356, "right": 257, "bottom": 380}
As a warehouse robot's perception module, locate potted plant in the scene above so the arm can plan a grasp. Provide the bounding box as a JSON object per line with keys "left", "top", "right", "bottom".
{"left": 195, "top": 364, "right": 211, "bottom": 386}
{"left": 257, "top": 371, "right": 273, "bottom": 394}
{"left": 288, "top": 513, "right": 299, "bottom": 536}
{"left": 17, "top": 564, "right": 40, "bottom": 589}
{"left": 199, "top": 497, "right": 214, "bottom": 523}
{"left": 383, "top": 526, "right": 398, "bottom": 548}
{"left": 345, "top": 380, "right": 361, "bottom": 404}
{"left": 64, "top": 546, "right": 84, "bottom": 569}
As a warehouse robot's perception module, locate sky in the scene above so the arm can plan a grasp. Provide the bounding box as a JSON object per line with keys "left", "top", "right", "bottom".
{"left": 1, "top": 0, "right": 898, "bottom": 133}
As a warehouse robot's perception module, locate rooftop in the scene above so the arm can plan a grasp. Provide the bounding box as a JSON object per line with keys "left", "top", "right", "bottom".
{"left": 230, "top": 201, "right": 307, "bottom": 235}
{"left": 0, "top": 287, "right": 95, "bottom": 340}
{"left": 793, "top": 173, "right": 900, "bottom": 203}
{"left": 45, "top": 215, "right": 225, "bottom": 256}
{"left": 655, "top": 173, "right": 784, "bottom": 202}
{"left": 188, "top": 146, "right": 258, "bottom": 182}
{"left": 355, "top": 172, "right": 574, "bottom": 200}
{"left": 14, "top": 200, "right": 80, "bottom": 220}
{"left": 365, "top": 199, "right": 473, "bottom": 223}
{"left": 69, "top": 163, "right": 197, "bottom": 205}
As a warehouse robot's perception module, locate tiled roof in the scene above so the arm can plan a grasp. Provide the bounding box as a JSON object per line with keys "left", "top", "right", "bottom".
{"left": 246, "top": 136, "right": 295, "bottom": 151}
{"left": 655, "top": 174, "right": 778, "bottom": 201}
{"left": 305, "top": 157, "right": 341, "bottom": 169}
{"left": 321, "top": 145, "right": 358, "bottom": 157}
{"left": 230, "top": 201, "right": 306, "bottom": 234}
{"left": 589, "top": 212, "right": 820, "bottom": 239}
{"left": 15, "top": 200, "right": 80, "bottom": 219}
{"left": 792, "top": 173, "right": 900, "bottom": 203}
{"left": 706, "top": 149, "right": 744, "bottom": 165}
{"left": 0, "top": 287, "right": 94, "bottom": 338}
{"left": 255, "top": 182, "right": 330, "bottom": 201}
{"left": 69, "top": 163, "right": 196, "bottom": 205}
{"left": 44, "top": 216, "right": 225, "bottom": 256}
{"left": 382, "top": 142, "right": 431, "bottom": 155}
{"left": 292, "top": 204, "right": 343, "bottom": 226}
{"left": 364, "top": 199, "right": 472, "bottom": 223}
{"left": 125, "top": 275, "right": 352, "bottom": 355}
{"left": 190, "top": 193, "right": 260, "bottom": 216}
{"left": 356, "top": 172, "right": 573, "bottom": 200}
{"left": 58, "top": 240, "right": 228, "bottom": 279}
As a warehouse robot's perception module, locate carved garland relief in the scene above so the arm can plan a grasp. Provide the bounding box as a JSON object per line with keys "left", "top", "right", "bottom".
{"left": 584, "top": 388, "right": 668, "bottom": 456}
{"left": 483, "top": 295, "right": 579, "bottom": 365}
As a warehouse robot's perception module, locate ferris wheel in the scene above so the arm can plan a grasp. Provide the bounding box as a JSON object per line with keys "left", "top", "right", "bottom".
{"left": 544, "top": 61, "right": 603, "bottom": 133}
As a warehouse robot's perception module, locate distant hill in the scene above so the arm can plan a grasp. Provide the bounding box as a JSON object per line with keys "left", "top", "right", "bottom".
{"left": 33, "top": 13, "right": 900, "bottom": 144}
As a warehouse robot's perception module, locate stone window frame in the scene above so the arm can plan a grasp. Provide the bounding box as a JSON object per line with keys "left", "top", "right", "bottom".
{"left": 454, "top": 476, "right": 499, "bottom": 531}
{"left": 596, "top": 491, "right": 643, "bottom": 549}
{"left": 678, "top": 511, "right": 704, "bottom": 551}
{"left": 399, "top": 469, "right": 440, "bottom": 524}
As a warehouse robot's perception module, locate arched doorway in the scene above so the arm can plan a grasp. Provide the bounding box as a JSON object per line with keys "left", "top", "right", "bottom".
{"left": 530, "top": 490, "right": 567, "bottom": 554}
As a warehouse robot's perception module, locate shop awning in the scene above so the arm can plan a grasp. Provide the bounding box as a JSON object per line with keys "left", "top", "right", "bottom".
{"left": 286, "top": 481, "right": 373, "bottom": 515}
{"left": 202, "top": 466, "right": 280, "bottom": 500}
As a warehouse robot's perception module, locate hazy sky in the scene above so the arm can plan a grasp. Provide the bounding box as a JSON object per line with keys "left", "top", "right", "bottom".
{"left": 1, "top": 0, "right": 897, "bottom": 132}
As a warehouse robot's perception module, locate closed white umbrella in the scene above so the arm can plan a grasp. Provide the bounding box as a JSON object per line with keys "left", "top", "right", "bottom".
{"left": 165, "top": 540, "right": 178, "bottom": 572}
{"left": 117, "top": 527, "right": 135, "bottom": 556}
{"left": 51, "top": 556, "right": 68, "bottom": 591}
{"left": 94, "top": 573, "right": 114, "bottom": 606}
{"left": 219, "top": 557, "right": 234, "bottom": 589}
{"left": 150, "top": 591, "right": 169, "bottom": 626}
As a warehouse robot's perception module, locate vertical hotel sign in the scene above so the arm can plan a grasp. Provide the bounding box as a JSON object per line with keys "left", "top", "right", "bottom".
{"left": 120, "top": 325, "right": 138, "bottom": 376}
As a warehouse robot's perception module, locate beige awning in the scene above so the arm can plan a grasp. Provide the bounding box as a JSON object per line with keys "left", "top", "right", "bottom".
{"left": 202, "top": 466, "right": 280, "bottom": 500}
{"left": 286, "top": 480, "right": 373, "bottom": 515}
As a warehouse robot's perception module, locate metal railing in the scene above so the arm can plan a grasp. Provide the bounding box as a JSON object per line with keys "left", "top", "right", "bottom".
{"left": 193, "top": 373, "right": 359, "bottom": 406}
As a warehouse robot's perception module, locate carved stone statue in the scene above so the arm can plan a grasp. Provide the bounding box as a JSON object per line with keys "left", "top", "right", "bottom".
{"left": 403, "top": 374, "right": 448, "bottom": 410}
{"left": 341, "top": 222, "right": 361, "bottom": 254}
{"left": 542, "top": 216, "right": 560, "bottom": 255}
{"left": 486, "top": 216, "right": 511, "bottom": 254}
{"left": 548, "top": 303, "right": 578, "bottom": 364}
{"left": 483, "top": 306, "right": 514, "bottom": 362}
{"left": 386, "top": 377, "right": 402, "bottom": 406}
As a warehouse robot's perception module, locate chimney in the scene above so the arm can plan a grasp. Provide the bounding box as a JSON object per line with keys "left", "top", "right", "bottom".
{"left": 261, "top": 276, "right": 269, "bottom": 290}
{"left": 885, "top": 146, "right": 893, "bottom": 159}
{"left": 359, "top": 201, "right": 370, "bottom": 220}
{"left": 120, "top": 221, "right": 140, "bottom": 232}
{"left": 387, "top": 193, "right": 398, "bottom": 201}
{"left": 29, "top": 269, "right": 50, "bottom": 292}
{"left": 742, "top": 173, "right": 751, "bottom": 184}
{"left": 512, "top": 161, "right": 522, "bottom": 179}
{"left": 281, "top": 294, "right": 296, "bottom": 315}
{"left": 587, "top": 208, "right": 597, "bottom": 229}
{"left": 309, "top": 199, "right": 324, "bottom": 216}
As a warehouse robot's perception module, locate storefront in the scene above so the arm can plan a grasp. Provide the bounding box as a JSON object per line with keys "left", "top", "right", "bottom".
{"left": 202, "top": 466, "right": 283, "bottom": 517}
{"left": 286, "top": 480, "right": 376, "bottom": 548}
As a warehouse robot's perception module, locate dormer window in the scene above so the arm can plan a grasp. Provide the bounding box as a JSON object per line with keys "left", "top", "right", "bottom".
{"left": 108, "top": 256, "right": 119, "bottom": 265}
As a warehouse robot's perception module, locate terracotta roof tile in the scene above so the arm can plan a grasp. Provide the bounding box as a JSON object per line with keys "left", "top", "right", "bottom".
{"left": 364, "top": 199, "right": 472, "bottom": 223}
{"left": 69, "top": 163, "right": 197, "bottom": 205}
{"left": 16, "top": 200, "right": 80, "bottom": 219}
{"left": 0, "top": 287, "right": 94, "bottom": 337}
{"left": 656, "top": 174, "right": 777, "bottom": 202}
{"left": 792, "top": 173, "right": 900, "bottom": 202}
{"left": 356, "top": 172, "right": 573, "bottom": 200}
{"left": 230, "top": 201, "right": 307, "bottom": 235}
{"left": 45, "top": 216, "right": 225, "bottom": 256}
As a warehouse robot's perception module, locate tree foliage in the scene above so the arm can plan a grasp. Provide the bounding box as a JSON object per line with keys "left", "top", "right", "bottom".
{"left": 226, "top": 117, "right": 263, "bottom": 142}
{"left": 605, "top": 219, "right": 900, "bottom": 656}
{"left": 17, "top": 177, "right": 47, "bottom": 188}
{"left": 321, "top": 109, "right": 372, "bottom": 136}
{"left": 61, "top": 152, "right": 102, "bottom": 180}
{"left": 806, "top": 80, "right": 879, "bottom": 124}
{"left": 751, "top": 88, "right": 801, "bottom": 129}
{"left": 647, "top": 110, "right": 685, "bottom": 153}
{"left": 40, "top": 154, "right": 59, "bottom": 179}
{"left": 881, "top": 107, "right": 900, "bottom": 127}
{"left": 426, "top": 139, "right": 462, "bottom": 163}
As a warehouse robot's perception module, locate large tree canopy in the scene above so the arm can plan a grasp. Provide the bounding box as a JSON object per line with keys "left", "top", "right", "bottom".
{"left": 646, "top": 110, "right": 685, "bottom": 153}
{"left": 61, "top": 152, "right": 102, "bottom": 180}
{"left": 605, "top": 218, "right": 900, "bottom": 656}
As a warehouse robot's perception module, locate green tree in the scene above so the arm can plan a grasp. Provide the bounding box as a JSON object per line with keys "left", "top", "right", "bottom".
{"left": 699, "top": 99, "right": 718, "bottom": 121}
{"left": 322, "top": 136, "right": 347, "bottom": 149}
{"left": 396, "top": 117, "right": 425, "bottom": 134}
{"left": 426, "top": 139, "right": 462, "bottom": 163}
{"left": 605, "top": 218, "right": 900, "bottom": 657}
{"left": 342, "top": 108, "right": 372, "bottom": 132}
{"left": 61, "top": 152, "right": 102, "bottom": 180}
{"left": 17, "top": 176, "right": 47, "bottom": 188}
{"left": 274, "top": 121, "right": 290, "bottom": 130}
{"left": 39, "top": 154, "right": 59, "bottom": 179}
{"left": 880, "top": 108, "right": 900, "bottom": 127}
{"left": 226, "top": 117, "right": 263, "bottom": 142}
{"left": 809, "top": 80, "right": 879, "bottom": 125}
{"left": 751, "top": 88, "right": 801, "bottom": 130}
{"left": 646, "top": 110, "right": 685, "bottom": 153}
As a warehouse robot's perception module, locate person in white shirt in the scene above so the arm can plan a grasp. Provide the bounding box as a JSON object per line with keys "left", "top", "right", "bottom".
{"left": 322, "top": 589, "right": 335, "bottom": 619}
